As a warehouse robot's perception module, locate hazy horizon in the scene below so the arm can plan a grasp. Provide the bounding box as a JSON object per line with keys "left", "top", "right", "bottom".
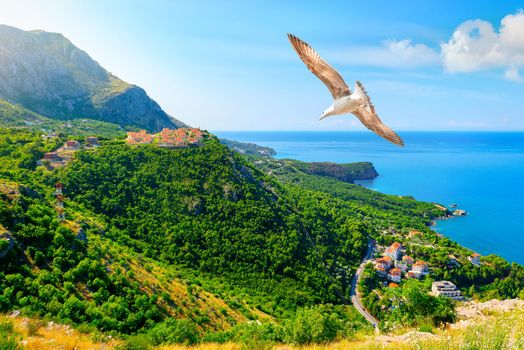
{"left": 2, "top": 1, "right": 524, "bottom": 131}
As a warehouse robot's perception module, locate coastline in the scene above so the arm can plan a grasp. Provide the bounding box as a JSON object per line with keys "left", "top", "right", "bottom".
{"left": 214, "top": 131, "right": 524, "bottom": 265}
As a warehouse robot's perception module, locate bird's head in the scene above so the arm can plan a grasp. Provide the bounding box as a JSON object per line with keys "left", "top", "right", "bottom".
{"left": 320, "top": 105, "right": 335, "bottom": 120}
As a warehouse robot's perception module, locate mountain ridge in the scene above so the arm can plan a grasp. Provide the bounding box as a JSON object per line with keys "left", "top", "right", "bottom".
{"left": 0, "top": 24, "right": 186, "bottom": 131}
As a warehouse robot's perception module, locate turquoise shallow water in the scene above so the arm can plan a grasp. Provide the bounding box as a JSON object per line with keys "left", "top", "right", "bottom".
{"left": 214, "top": 131, "right": 524, "bottom": 264}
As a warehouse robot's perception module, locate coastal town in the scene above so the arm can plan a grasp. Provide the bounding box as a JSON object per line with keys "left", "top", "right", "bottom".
{"left": 371, "top": 240, "right": 482, "bottom": 301}
{"left": 373, "top": 241, "right": 429, "bottom": 284}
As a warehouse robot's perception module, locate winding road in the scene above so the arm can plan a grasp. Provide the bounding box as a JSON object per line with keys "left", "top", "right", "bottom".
{"left": 0, "top": 233, "right": 14, "bottom": 258}
{"left": 350, "top": 239, "right": 379, "bottom": 328}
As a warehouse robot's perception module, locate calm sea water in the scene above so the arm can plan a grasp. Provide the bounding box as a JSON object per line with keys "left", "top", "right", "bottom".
{"left": 214, "top": 131, "right": 524, "bottom": 265}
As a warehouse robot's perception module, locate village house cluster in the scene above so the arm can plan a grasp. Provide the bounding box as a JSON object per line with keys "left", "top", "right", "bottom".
{"left": 126, "top": 128, "right": 208, "bottom": 147}
{"left": 38, "top": 137, "right": 99, "bottom": 169}
{"left": 373, "top": 242, "right": 429, "bottom": 283}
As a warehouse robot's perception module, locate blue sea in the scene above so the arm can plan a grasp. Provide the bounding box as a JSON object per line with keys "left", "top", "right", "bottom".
{"left": 214, "top": 131, "right": 524, "bottom": 265}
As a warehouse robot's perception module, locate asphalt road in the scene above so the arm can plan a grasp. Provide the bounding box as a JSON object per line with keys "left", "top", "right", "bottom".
{"left": 349, "top": 239, "right": 379, "bottom": 328}
{"left": 0, "top": 233, "right": 14, "bottom": 258}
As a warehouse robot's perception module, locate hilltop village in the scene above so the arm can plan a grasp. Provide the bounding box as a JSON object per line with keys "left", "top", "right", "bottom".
{"left": 126, "top": 128, "right": 210, "bottom": 147}
{"left": 37, "top": 128, "right": 210, "bottom": 170}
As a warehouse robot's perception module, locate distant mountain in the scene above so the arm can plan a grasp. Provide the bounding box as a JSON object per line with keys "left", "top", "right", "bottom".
{"left": 0, "top": 24, "right": 185, "bottom": 131}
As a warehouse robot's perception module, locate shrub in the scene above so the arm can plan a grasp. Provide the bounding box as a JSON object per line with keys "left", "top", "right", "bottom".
{"left": 0, "top": 333, "right": 19, "bottom": 350}
{"left": 146, "top": 319, "right": 198, "bottom": 345}
{"left": 0, "top": 320, "right": 19, "bottom": 350}
{"left": 34, "top": 251, "right": 46, "bottom": 266}
{"left": 116, "top": 334, "right": 151, "bottom": 350}
{"left": 25, "top": 320, "right": 42, "bottom": 336}
{"left": 283, "top": 306, "right": 341, "bottom": 344}
{"left": 0, "top": 320, "right": 14, "bottom": 334}
{"left": 418, "top": 323, "right": 434, "bottom": 333}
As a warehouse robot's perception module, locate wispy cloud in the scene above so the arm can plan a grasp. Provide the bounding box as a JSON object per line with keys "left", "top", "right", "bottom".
{"left": 327, "top": 39, "right": 440, "bottom": 68}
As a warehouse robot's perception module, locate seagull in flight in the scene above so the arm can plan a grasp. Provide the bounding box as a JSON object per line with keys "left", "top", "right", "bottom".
{"left": 287, "top": 34, "right": 404, "bottom": 146}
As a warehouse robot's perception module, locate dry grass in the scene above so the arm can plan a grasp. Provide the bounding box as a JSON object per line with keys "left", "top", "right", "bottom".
{"left": 159, "top": 305, "right": 524, "bottom": 350}
{"left": 2, "top": 304, "right": 523, "bottom": 350}
{"left": 159, "top": 344, "right": 242, "bottom": 350}
{"left": 1, "top": 314, "right": 119, "bottom": 350}
{"left": 125, "top": 258, "right": 251, "bottom": 330}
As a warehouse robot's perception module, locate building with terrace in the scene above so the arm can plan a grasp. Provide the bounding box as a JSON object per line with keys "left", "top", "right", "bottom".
{"left": 431, "top": 281, "right": 464, "bottom": 300}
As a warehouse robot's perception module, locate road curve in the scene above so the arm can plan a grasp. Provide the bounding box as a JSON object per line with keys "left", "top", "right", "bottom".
{"left": 0, "top": 233, "right": 15, "bottom": 258}
{"left": 349, "top": 239, "right": 379, "bottom": 327}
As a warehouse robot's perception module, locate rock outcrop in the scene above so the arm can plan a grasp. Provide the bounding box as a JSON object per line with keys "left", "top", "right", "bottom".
{"left": 286, "top": 160, "right": 379, "bottom": 183}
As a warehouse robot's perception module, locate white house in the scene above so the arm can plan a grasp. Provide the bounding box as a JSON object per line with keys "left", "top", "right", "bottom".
{"left": 412, "top": 260, "right": 429, "bottom": 275}
{"left": 431, "top": 281, "right": 464, "bottom": 301}
{"left": 388, "top": 267, "right": 402, "bottom": 283}
{"left": 385, "top": 242, "right": 402, "bottom": 260}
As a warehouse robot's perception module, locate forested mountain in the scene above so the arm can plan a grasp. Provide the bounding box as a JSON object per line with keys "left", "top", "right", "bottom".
{"left": 0, "top": 129, "right": 522, "bottom": 347}
{"left": 0, "top": 25, "right": 185, "bottom": 131}
{"left": 60, "top": 139, "right": 371, "bottom": 305}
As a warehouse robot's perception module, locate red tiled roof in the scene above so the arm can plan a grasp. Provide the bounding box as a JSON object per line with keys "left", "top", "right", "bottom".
{"left": 387, "top": 242, "right": 401, "bottom": 252}
{"left": 390, "top": 268, "right": 401, "bottom": 275}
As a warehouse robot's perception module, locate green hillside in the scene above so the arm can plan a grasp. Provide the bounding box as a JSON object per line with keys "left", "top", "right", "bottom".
{"left": 0, "top": 128, "right": 522, "bottom": 347}
{"left": 0, "top": 99, "right": 127, "bottom": 137}
{"left": 60, "top": 139, "right": 371, "bottom": 307}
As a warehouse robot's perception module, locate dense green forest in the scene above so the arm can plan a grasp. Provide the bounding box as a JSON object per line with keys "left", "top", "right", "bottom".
{"left": 0, "top": 128, "right": 522, "bottom": 347}
{"left": 60, "top": 139, "right": 370, "bottom": 306}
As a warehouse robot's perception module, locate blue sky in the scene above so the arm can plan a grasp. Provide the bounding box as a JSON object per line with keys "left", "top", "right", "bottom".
{"left": 1, "top": 0, "right": 524, "bottom": 130}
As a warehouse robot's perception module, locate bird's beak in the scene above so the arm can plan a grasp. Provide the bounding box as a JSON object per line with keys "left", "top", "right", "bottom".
{"left": 320, "top": 114, "right": 327, "bottom": 120}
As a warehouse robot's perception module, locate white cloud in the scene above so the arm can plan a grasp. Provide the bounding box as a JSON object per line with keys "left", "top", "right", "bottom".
{"left": 504, "top": 66, "right": 523, "bottom": 82}
{"left": 441, "top": 10, "right": 524, "bottom": 81}
{"left": 386, "top": 39, "right": 441, "bottom": 66}
{"left": 328, "top": 39, "right": 440, "bottom": 68}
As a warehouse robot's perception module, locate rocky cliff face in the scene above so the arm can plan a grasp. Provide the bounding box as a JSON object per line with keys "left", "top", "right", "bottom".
{"left": 0, "top": 24, "right": 185, "bottom": 131}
